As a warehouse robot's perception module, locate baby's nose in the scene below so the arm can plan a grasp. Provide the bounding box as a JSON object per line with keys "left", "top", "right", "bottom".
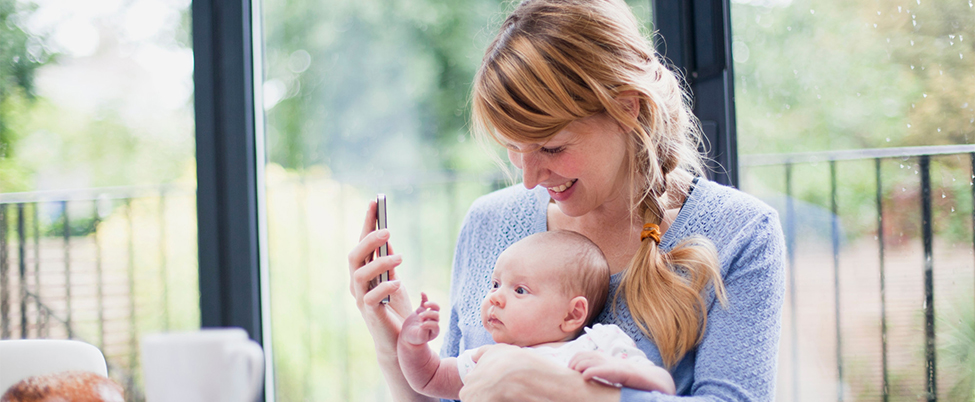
{"left": 488, "top": 291, "right": 504, "bottom": 307}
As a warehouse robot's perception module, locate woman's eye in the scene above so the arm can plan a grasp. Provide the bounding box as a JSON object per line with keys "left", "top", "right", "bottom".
{"left": 515, "top": 287, "right": 526, "bottom": 294}
{"left": 540, "top": 146, "right": 564, "bottom": 155}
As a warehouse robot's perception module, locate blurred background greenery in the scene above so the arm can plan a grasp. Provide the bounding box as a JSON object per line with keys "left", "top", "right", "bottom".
{"left": 1, "top": 0, "right": 973, "bottom": 400}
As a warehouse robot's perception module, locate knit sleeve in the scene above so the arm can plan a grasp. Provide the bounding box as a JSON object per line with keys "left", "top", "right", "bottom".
{"left": 440, "top": 203, "right": 477, "bottom": 360}
{"left": 620, "top": 211, "right": 787, "bottom": 401}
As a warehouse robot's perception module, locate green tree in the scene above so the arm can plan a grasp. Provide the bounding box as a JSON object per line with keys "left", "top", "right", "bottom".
{"left": 0, "top": 0, "right": 55, "bottom": 191}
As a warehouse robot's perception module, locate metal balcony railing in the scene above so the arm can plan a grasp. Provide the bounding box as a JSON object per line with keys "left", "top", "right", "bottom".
{"left": 4, "top": 147, "right": 973, "bottom": 402}
{"left": 0, "top": 184, "right": 197, "bottom": 402}
{"left": 742, "top": 144, "right": 975, "bottom": 402}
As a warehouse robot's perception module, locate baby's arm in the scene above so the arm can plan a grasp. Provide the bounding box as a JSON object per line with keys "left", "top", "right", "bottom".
{"left": 397, "top": 292, "right": 463, "bottom": 400}
{"left": 569, "top": 351, "right": 676, "bottom": 395}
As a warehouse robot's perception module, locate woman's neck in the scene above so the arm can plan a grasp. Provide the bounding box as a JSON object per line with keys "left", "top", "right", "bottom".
{"left": 546, "top": 179, "right": 689, "bottom": 274}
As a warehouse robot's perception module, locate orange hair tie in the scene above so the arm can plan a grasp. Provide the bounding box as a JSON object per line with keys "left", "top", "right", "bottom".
{"left": 640, "top": 223, "right": 661, "bottom": 243}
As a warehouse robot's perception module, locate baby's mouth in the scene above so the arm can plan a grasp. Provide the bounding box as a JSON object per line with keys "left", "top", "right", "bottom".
{"left": 485, "top": 313, "right": 503, "bottom": 327}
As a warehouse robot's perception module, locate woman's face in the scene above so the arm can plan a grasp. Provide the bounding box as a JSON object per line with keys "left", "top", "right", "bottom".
{"left": 505, "top": 113, "right": 631, "bottom": 218}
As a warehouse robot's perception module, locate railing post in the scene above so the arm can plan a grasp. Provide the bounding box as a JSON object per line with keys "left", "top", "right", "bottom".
{"left": 919, "top": 155, "right": 936, "bottom": 401}
{"left": 62, "top": 200, "right": 72, "bottom": 338}
{"left": 875, "top": 158, "right": 889, "bottom": 402}
{"left": 94, "top": 201, "right": 105, "bottom": 349}
{"left": 126, "top": 199, "right": 138, "bottom": 387}
{"left": 33, "top": 203, "right": 41, "bottom": 338}
{"left": 785, "top": 162, "right": 799, "bottom": 402}
{"left": 159, "top": 192, "right": 170, "bottom": 330}
{"left": 1, "top": 203, "right": 9, "bottom": 339}
{"left": 830, "top": 160, "right": 843, "bottom": 401}
{"left": 970, "top": 153, "right": 974, "bottom": 317}
{"left": 18, "top": 203, "right": 27, "bottom": 339}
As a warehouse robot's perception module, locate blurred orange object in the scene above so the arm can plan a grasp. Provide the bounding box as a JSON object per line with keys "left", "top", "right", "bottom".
{"left": 1, "top": 371, "right": 124, "bottom": 402}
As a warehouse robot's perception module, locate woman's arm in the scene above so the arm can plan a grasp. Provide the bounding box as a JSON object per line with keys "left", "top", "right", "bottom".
{"left": 348, "top": 200, "right": 436, "bottom": 402}
{"left": 620, "top": 212, "right": 786, "bottom": 401}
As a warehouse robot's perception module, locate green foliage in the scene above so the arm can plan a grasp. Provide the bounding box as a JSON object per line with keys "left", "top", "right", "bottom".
{"left": 0, "top": 0, "right": 54, "bottom": 102}
{"left": 0, "top": 0, "right": 56, "bottom": 192}
{"left": 734, "top": 0, "right": 975, "bottom": 245}
{"left": 45, "top": 215, "right": 98, "bottom": 237}
{"left": 733, "top": 0, "right": 974, "bottom": 155}
{"left": 941, "top": 294, "right": 975, "bottom": 401}
{"left": 261, "top": 0, "right": 512, "bottom": 175}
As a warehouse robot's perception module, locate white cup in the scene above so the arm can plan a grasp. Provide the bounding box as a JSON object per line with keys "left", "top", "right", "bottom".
{"left": 141, "top": 328, "right": 264, "bottom": 402}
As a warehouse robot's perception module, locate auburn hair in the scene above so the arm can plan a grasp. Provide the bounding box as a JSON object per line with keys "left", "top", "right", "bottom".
{"left": 472, "top": 0, "right": 727, "bottom": 368}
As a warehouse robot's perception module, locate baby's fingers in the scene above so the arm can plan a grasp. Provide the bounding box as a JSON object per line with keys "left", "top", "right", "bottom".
{"left": 418, "top": 309, "right": 440, "bottom": 322}
{"left": 415, "top": 292, "right": 430, "bottom": 314}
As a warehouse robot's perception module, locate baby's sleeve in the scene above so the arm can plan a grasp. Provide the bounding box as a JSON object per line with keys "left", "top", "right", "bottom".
{"left": 455, "top": 348, "right": 478, "bottom": 383}
{"left": 587, "top": 324, "right": 651, "bottom": 362}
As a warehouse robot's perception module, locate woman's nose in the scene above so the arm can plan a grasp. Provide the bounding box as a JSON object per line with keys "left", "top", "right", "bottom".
{"left": 519, "top": 152, "right": 548, "bottom": 189}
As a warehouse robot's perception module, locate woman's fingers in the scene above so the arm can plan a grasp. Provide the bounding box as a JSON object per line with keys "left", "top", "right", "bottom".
{"left": 358, "top": 199, "right": 378, "bottom": 241}
{"left": 353, "top": 254, "right": 402, "bottom": 304}
{"left": 362, "top": 278, "right": 402, "bottom": 306}
{"left": 348, "top": 230, "right": 390, "bottom": 298}
{"left": 348, "top": 228, "right": 389, "bottom": 272}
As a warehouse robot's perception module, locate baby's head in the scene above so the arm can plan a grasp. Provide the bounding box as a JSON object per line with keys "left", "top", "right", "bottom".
{"left": 481, "top": 230, "right": 610, "bottom": 346}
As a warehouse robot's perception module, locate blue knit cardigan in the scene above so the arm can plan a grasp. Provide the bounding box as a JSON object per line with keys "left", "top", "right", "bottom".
{"left": 441, "top": 178, "right": 786, "bottom": 401}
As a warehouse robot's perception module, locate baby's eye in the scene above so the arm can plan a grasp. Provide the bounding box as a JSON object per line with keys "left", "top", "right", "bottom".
{"left": 491, "top": 280, "right": 500, "bottom": 289}
{"left": 514, "top": 286, "right": 527, "bottom": 295}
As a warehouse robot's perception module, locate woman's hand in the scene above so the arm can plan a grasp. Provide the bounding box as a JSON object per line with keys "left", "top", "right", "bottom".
{"left": 347, "top": 199, "right": 414, "bottom": 354}
{"left": 348, "top": 200, "right": 435, "bottom": 402}
{"left": 459, "top": 345, "right": 621, "bottom": 402}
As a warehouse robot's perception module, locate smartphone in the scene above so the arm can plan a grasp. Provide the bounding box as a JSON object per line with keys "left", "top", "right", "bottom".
{"left": 376, "top": 193, "right": 390, "bottom": 304}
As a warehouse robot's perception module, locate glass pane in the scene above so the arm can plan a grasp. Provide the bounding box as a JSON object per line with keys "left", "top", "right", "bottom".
{"left": 731, "top": 0, "right": 975, "bottom": 400}
{"left": 0, "top": 0, "right": 198, "bottom": 399}
{"left": 259, "top": 1, "right": 652, "bottom": 400}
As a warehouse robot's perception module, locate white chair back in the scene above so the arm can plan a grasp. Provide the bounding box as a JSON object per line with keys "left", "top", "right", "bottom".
{"left": 0, "top": 339, "right": 108, "bottom": 394}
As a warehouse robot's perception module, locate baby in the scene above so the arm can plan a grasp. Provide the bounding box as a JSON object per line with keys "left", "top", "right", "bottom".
{"left": 397, "top": 230, "right": 675, "bottom": 399}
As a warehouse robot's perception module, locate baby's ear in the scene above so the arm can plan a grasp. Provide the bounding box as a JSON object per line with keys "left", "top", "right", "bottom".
{"left": 560, "top": 296, "right": 589, "bottom": 333}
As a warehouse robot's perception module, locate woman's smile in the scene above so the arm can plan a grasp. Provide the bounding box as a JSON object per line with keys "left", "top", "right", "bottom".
{"left": 547, "top": 179, "right": 577, "bottom": 193}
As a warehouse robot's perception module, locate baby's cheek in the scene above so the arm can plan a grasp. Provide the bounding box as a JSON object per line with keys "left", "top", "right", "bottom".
{"left": 479, "top": 301, "right": 490, "bottom": 326}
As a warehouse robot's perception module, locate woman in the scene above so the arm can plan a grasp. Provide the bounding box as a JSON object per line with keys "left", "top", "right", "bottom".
{"left": 348, "top": 0, "right": 785, "bottom": 400}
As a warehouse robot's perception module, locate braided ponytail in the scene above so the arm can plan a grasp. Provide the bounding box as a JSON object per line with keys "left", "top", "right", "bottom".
{"left": 619, "top": 181, "right": 727, "bottom": 368}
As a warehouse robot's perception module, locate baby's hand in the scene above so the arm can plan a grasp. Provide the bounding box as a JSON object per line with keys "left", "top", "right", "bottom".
{"left": 399, "top": 292, "right": 441, "bottom": 346}
{"left": 568, "top": 351, "right": 628, "bottom": 387}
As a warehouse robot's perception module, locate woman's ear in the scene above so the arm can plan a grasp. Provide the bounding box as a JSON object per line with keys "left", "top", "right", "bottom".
{"left": 560, "top": 296, "right": 589, "bottom": 333}
{"left": 616, "top": 91, "right": 641, "bottom": 120}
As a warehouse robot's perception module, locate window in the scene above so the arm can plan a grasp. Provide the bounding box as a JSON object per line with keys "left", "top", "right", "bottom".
{"left": 1, "top": 0, "right": 198, "bottom": 398}
{"left": 257, "top": 1, "right": 650, "bottom": 400}
{"left": 732, "top": 0, "right": 975, "bottom": 399}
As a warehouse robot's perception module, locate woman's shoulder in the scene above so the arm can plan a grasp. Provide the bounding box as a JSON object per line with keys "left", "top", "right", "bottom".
{"left": 693, "top": 179, "right": 778, "bottom": 220}
{"left": 673, "top": 178, "right": 784, "bottom": 259}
